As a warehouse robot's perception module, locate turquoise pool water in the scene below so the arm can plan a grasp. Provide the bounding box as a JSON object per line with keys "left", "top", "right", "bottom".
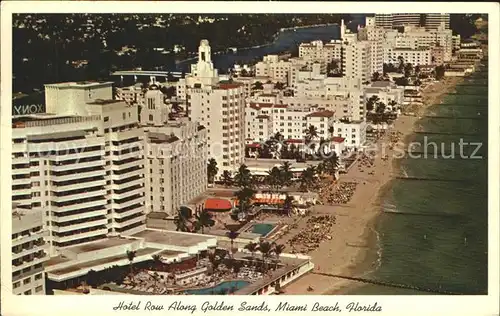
{"left": 251, "top": 223, "right": 275, "bottom": 236}
{"left": 184, "top": 280, "right": 250, "bottom": 295}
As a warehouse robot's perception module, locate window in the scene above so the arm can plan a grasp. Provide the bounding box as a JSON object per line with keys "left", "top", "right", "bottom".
{"left": 23, "top": 278, "right": 31, "bottom": 285}
{"left": 35, "top": 286, "right": 43, "bottom": 293}
{"left": 122, "top": 113, "right": 126, "bottom": 120}
{"left": 104, "top": 116, "right": 109, "bottom": 122}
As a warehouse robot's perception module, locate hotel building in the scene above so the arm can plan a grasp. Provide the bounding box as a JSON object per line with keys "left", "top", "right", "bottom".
{"left": 12, "top": 206, "right": 48, "bottom": 295}
{"left": 179, "top": 40, "right": 246, "bottom": 175}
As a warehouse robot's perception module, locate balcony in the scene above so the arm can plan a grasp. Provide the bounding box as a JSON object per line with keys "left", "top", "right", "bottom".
{"left": 113, "top": 206, "right": 143, "bottom": 219}
{"left": 52, "top": 227, "right": 108, "bottom": 244}
{"left": 52, "top": 199, "right": 107, "bottom": 213}
{"left": 111, "top": 195, "right": 145, "bottom": 210}
{"left": 111, "top": 168, "right": 143, "bottom": 181}
{"left": 114, "top": 214, "right": 146, "bottom": 229}
{"left": 53, "top": 209, "right": 107, "bottom": 222}
{"left": 56, "top": 149, "right": 105, "bottom": 162}
{"left": 11, "top": 253, "right": 48, "bottom": 273}
{"left": 110, "top": 177, "right": 143, "bottom": 191}
{"left": 12, "top": 242, "right": 48, "bottom": 260}
{"left": 52, "top": 189, "right": 106, "bottom": 203}
{"left": 53, "top": 169, "right": 105, "bottom": 182}
{"left": 50, "top": 159, "right": 105, "bottom": 172}
{"left": 51, "top": 218, "right": 108, "bottom": 233}
{"left": 52, "top": 179, "right": 106, "bottom": 191}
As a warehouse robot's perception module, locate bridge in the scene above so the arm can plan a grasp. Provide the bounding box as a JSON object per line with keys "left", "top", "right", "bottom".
{"left": 311, "top": 272, "right": 466, "bottom": 295}
{"left": 110, "top": 70, "right": 185, "bottom": 82}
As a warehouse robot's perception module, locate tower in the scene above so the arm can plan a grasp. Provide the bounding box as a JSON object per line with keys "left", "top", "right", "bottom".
{"left": 340, "top": 19, "right": 346, "bottom": 40}
{"left": 198, "top": 39, "right": 212, "bottom": 63}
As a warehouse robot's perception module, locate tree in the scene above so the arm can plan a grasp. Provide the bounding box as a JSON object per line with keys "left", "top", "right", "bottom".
{"left": 174, "top": 206, "right": 193, "bottom": 232}
{"left": 366, "top": 95, "right": 380, "bottom": 112}
{"left": 265, "top": 166, "right": 282, "bottom": 192}
{"left": 258, "top": 240, "right": 273, "bottom": 272}
{"left": 404, "top": 63, "right": 413, "bottom": 78}
{"left": 207, "top": 158, "right": 218, "bottom": 184}
{"left": 376, "top": 102, "right": 386, "bottom": 115}
{"left": 371, "top": 72, "right": 381, "bottom": 82}
{"left": 252, "top": 81, "right": 263, "bottom": 90}
{"left": 244, "top": 242, "right": 258, "bottom": 260}
{"left": 274, "top": 82, "right": 285, "bottom": 90}
{"left": 397, "top": 56, "right": 405, "bottom": 73}
{"left": 194, "top": 208, "right": 215, "bottom": 234}
{"left": 326, "top": 59, "right": 341, "bottom": 77}
{"left": 299, "top": 166, "right": 317, "bottom": 192}
{"left": 234, "top": 187, "right": 256, "bottom": 215}
{"left": 304, "top": 125, "right": 318, "bottom": 143}
{"left": 234, "top": 164, "right": 254, "bottom": 189}
{"left": 126, "top": 250, "right": 136, "bottom": 278}
{"left": 394, "top": 76, "right": 409, "bottom": 87}
{"left": 151, "top": 254, "right": 163, "bottom": 271}
{"left": 279, "top": 161, "right": 293, "bottom": 187}
{"left": 221, "top": 170, "right": 233, "bottom": 187}
{"left": 321, "top": 152, "right": 340, "bottom": 177}
{"left": 226, "top": 230, "right": 240, "bottom": 255}
{"left": 282, "top": 194, "right": 294, "bottom": 216}
{"left": 388, "top": 100, "right": 398, "bottom": 111}
{"left": 435, "top": 65, "right": 446, "bottom": 80}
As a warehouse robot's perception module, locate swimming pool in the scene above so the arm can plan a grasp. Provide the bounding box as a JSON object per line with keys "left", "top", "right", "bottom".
{"left": 251, "top": 223, "right": 276, "bottom": 236}
{"left": 184, "top": 280, "right": 250, "bottom": 295}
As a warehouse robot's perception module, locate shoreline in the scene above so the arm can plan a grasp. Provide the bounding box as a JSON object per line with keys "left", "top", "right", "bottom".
{"left": 280, "top": 76, "right": 465, "bottom": 295}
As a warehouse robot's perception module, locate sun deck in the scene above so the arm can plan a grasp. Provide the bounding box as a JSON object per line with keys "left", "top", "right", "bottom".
{"left": 131, "top": 229, "right": 215, "bottom": 247}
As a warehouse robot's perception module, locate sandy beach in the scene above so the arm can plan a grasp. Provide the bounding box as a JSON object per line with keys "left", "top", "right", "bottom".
{"left": 280, "top": 76, "right": 464, "bottom": 295}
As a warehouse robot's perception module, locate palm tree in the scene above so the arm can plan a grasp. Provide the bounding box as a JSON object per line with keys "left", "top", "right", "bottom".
{"left": 207, "top": 158, "right": 218, "bottom": 184}
{"left": 266, "top": 167, "right": 282, "bottom": 192}
{"left": 304, "top": 125, "right": 319, "bottom": 143}
{"left": 234, "top": 164, "right": 253, "bottom": 188}
{"left": 279, "top": 161, "right": 293, "bottom": 187}
{"left": 282, "top": 194, "right": 294, "bottom": 216}
{"left": 273, "top": 243, "right": 286, "bottom": 268}
{"left": 258, "top": 240, "right": 273, "bottom": 273}
{"left": 152, "top": 272, "right": 160, "bottom": 293}
{"left": 274, "top": 82, "right": 285, "bottom": 90}
{"left": 126, "top": 250, "right": 136, "bottom": 278}
{"left": 194, "top": 208, "right": 215, "bottom": 234}
{"left": 244, "top": 242, "right": 258, "bottom": 260}
{"left": 397, "top": 56, "right": 405, "bottom": 73}
{"left": 388, "top": 100, "right": 398, "bottom": 111}
{"left": 234, "top": 187, "right": 256, "bottom": 215}
{"left": 366, "top": 95, "right": 380, "bottom": 112}
{"left": 226, "top": 230, "right": 240, "bottom": 255}
{"left": 221, "top": 170, "right": 233, "bottom": 187}
{"left": 174, "top": 206, "right": 193, "bottom": 232}
{"left": 376, "top": 101, "right": 386, "bottom": 117}
{"left": 323, "top": 152, "right": 340, "bottom": 177}
{"left": 151, "top": 254, "right": 162, "bottom": 271}
{"left": 372, "top": 72, "right": 381, "bottom": 82}
{"left": 299, "top": 166, "right": 317, "bottom": 192}
{"left": 404, "top": 63, "right": 413, "bottom": 78}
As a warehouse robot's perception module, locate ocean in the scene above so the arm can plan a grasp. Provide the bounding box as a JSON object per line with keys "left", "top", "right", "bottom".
{"left": 348, "top": 67, "right": 489, "bottom": 295}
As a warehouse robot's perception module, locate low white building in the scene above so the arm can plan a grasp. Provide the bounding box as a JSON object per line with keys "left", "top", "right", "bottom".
{"left": 384, "top": 47, "right": 432, "bottom": 66}
{"left": 363, "top": 81, "right": 405, "bottom": 112}
{"left": 331, "top": 120, "right": 368, "bottom": 149}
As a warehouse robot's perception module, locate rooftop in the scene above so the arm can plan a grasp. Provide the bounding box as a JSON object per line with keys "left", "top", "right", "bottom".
{"left": 45, "top": 81, "right": 113, "bottom": 88}
{"left": 204, "top": 198, "right": 233, "bottom": 211}
{"left": 306, "top": 110, "right": 335, "bottom": 118}
{"left": 63, "top": 237, "right": 133, "bottom": 254}
{"left": 87, "top": 99, "right": 123, "bottom": 105}
{"left": 131, "top": 229, "right": 214, "bottom": 247}
{"left": 147, "top": 132, "right": 180, "bottom": 144}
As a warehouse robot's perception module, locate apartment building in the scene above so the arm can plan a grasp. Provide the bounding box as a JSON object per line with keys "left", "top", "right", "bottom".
{"left": 375, "top": 13, "right": 422, "bottom": 29}
{"left": 298, "top": 40, "right": 343, "bottom": 65}
{"left": 12, "top": 115, "right": 109, "bottom": 256}
{"left": 331, "top": 120, "right": 367, "bottom": 149}
{"left": 12, "top": 206, "right": 48, "bottom": 295}
{"left": 255, "top": 55, "right": 291, "bottom": 82}
{"left": 187, "top": 83, "right": 245, "bottom": 174}
{"left": 384, "top": 25, "right": 453, "bottom": 62}
{"left": 178, "top": 40, "right": 246, "bottom": 175}
{"left": 140, "top": 87, "right": 171, "bottom": 126}
{"left": 384, "top": 47, "right": 432, "bottom": 66}
{"left": 305, "top": 110, "right": 336, "bottom": 140}
{"left": 115, "top": 84, "right": 145, "bottom": 105}
{"left": 424, "top": 13, "right": 450, "bottom": 30}
{"left": 86, "top": 99, "right": 146, "bottom": 237}
{"left": 363, "top": 81, "right": 405, "bottom": 112}
{"left": 342, "top": 40, "right": 373, "bottom": 83}
{"left": 142, "top": 120, "right": 208, "bottom": 216}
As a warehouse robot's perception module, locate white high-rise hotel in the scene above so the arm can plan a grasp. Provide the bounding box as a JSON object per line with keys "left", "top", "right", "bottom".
{"left": 13, "top": 83, "right": 147, "bottom": 256}
{"left": 177, "top": 40, "right": 245, "bottom": 175}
